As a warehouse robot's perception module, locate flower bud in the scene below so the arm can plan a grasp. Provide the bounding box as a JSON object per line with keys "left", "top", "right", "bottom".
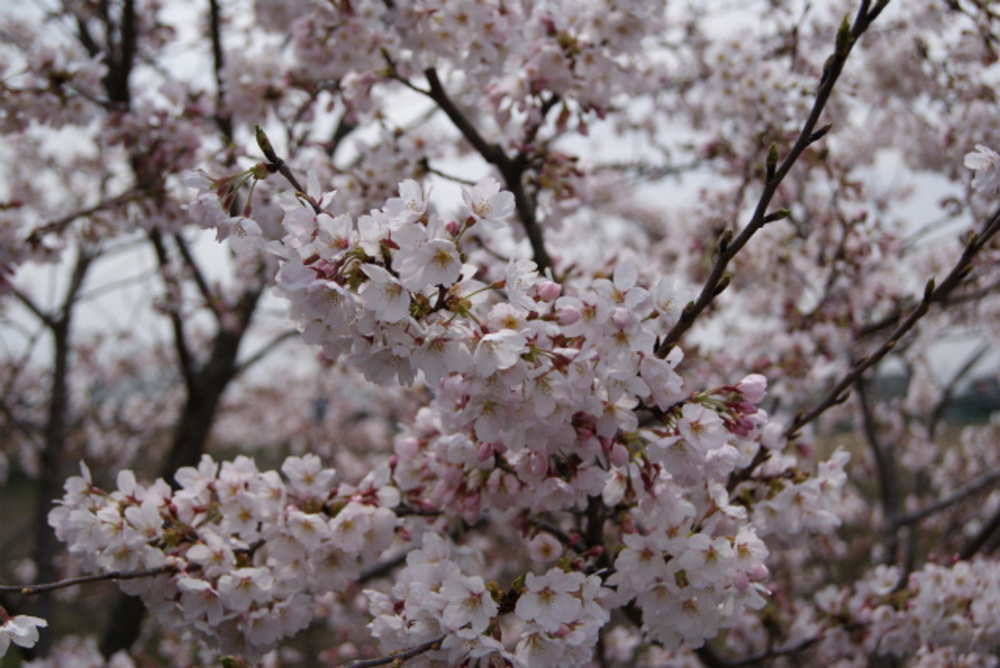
{"left": 536, "top": 280, "right": 562, "bottom": 302}
{"left": 735, "top": 374, "right": 767, "bottom": 403}
{"left": 611, "top": 307, "right": 634, "bottom": 330}
{"left": 558, "top": 306, "right": 582, "bottom": 326}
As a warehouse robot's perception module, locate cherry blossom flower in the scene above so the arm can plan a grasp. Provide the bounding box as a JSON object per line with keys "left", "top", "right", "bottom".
{"left": 440, "top": 573, "right": 499, "bottom": 636}
{"left": 965, "top": 145, "right": 1000, "bottom": 193}
{"left": 462, "top": 178, "right": 516, "bottom": 228}
{"left": 359, "top": 265, "right": 412, "bottom": 323}
{"left": 396, "top": 238, "right": 463, "bottom": 289}
{"left": 0, "top": 614, "right": 47, "bottom": 658}
{"left": 515, "top": 569, "right": 585, "bottom": 633}
{"left": 473, "top": 329, "right": 527, "bottom": 377}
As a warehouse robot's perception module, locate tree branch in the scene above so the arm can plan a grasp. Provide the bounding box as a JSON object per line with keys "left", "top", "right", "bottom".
{"left": 896, "top": 467, "right": 1000, "bottom": 527}
{"left": 655, "top": 4, "right": 887, "bottom": 357}
{"left": 254, "top": 126, "right": 321, "bottom": 214}
{"left": 149, "top": 230, "right": 194, "bottom": 384}
{"left": 12, "top": 289, "right": 54, "bottom": 329}
{"left": 25, "top": 190, "right": 140, "bottom": 245}
{"left": 0, "top": 565, "right": 178, "bottom": 596}
{"left": 784, "top": 207, "right": 1000, "bottom": 440}
{"left": 30, "top": 246, "right": 95, "bottom": 655}
{"left": 173, "top": 233, "right": 219, "bottom": 318}
{"left": 233, "top": 329, "right": 299, "bottom": 376}
{"left": 208, "top": 0, "right": 233, "bottom": 140}
{"left": 856, "top": 377, "right": 900, "bottom": 565}
{"left": 422, "top": 67, "right": 553, "bottom": 271}
{"left": 928, "top": 342, "right": 990, "bottom": 438}
{"left": 337, "top": 636, "right": 445, "bottom": 668}
{"left": 959, "top": 503, "right": 1000, "bottom": 560}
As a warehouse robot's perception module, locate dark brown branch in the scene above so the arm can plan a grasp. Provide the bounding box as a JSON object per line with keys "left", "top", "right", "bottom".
{"left": 728, "top": 208, "right": 1000, "bottom": 496}
{"left": 101, "top": 273, "right": 268, "bottom": 658}
{"left": 12, "top": 289, "right": 54, "bottom": 329}
{"left": 959, "top": 503, "right": 1000, "bottom": 560}
{"left": 695, "top": 645, "right": 731, "bottom": 668}
{"left": 0, "top": 565, "right": 178, "bottom": 596}
{"left": 208, "top": 0, "right": 233, "bottom": 140}
{"left": 69, "top": 4, "right": 102, "bottom": 59}
{"left": 328, "top": 113, "right": 358, "bottom": 155}
{"left": 856, "top": 377, "right": 900, "bottom": 565}
{"left": 102, "top": 0, "right": 137, "bottom": 106}
{"left": 727, "top": 634, "right": 823, "bottom": 667}
{"left": 254, "top": 125, "right": 321, "bottom": 213}
{"left": 857, "top": 306, "right": 907, "bottom": 339}
{"left": 423, "top": 68, "right": 504, "bottom": 162}
{"left": 30, "top": 247, "right": 96, "bottom": 655}
{"left": 896, "top": 468, "right": 1000, "bottom": 527}
{"left": 173, "top": 233, "right": 219, "bottom": 318}
{"left": 149, "top": 230, "right": 194, "bottom": 383}
{"left": 233, "top": 329, "right": 299, "bottom": 375}
{"left": 337, "top": 636, "right": 445, "bottom": 668}
{"left": 357, "top": 550, "right": 409, "bottom": 584}
{"left": 655, "top": 4, "right": 886, "bottom": 358}
{"left": 25, "top": 190, "right": 140, "bottom": 244}
{"left": 422, "top": 68, "right": 553, "bottom": 271}
{"left": 928, "top": 342, "right": 990, "bottom": 438}
{"left": 784, "top": 207, "right": 1000, "bottom": 440}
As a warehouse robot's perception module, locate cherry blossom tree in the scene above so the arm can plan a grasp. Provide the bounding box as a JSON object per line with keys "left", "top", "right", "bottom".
{"left": 3, "top": 0, "right": 1000, "bottom": 667}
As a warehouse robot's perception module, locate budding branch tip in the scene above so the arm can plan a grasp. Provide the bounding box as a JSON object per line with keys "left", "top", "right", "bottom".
{"left": 836, "top": 15, "right": 852, "bottom": 54}
{"left": 254, "top": 124, "right": 276, "bottom": 161}
{"left": 714, "top": 275, "right": 731, "bottom": 296}
{"left": 719, "top": 229, "right": 733, "bottom": 253}
{"left": 809, "top": 123, "right": 833, "bottom": 143}
{"left": 763, "top": 209, "right": 790, "bottom": 223}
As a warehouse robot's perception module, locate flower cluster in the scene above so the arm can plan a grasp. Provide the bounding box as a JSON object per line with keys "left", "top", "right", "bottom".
{"left": 788, "top": 559, "right": 1000, "bottom": 665}
{"left": 47, "top": 455, "right": 400, "bottom": 661}
{"left": 164, "top": 170, "right": 859, "bottom": 662}
{"left": 286, "top": 0, "right": 668, "bottom": 128}
{"left": 366, "top": 533, "right": 609, "bottom": 667}
{"left": 0, "top": 37, "right": 107, "bottom": 133}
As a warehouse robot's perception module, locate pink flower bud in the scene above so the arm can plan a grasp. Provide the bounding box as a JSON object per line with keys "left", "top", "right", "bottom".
{"left": 611, "top": 307, "right": 633, "bottom": 330}
{"left": 558, "top": 306, "right": 582, "bottom": 326}
{"left": 536, "top": 280, "right": 562, "bottom": 302}
{"left": 609, "top": 443, "right": 629, "bottom": 467}
{"left": 735, "top": 374, "right": 767, "bottom": 403}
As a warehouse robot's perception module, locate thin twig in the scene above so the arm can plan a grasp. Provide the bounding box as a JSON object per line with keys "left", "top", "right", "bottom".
{"left": 254, "top": 126, "right": 322, "bottom": 214}
{"left": 337, "top": 636, "right": 445, "bottom": 668}
{"left": 26, "top": 190, "right": 141, "bottom": 244}
{"left": 897, "top": 468, "right": 1000, "bottom": 527}
{"left": 149, "top": 230, "right": 194, "bottom": 383}
{"left": 172, "top": 234, "right": 219, "bottom": 317}
{"left": 12, "top": 289, "right": 54, "bottom": 329}
{"left": 422, "top": 67, "right": 553, "bottom": 271}
{"left": 0, "top": 564, "right": 178, "bottom": 596}
{"left": 960, "top": 503, "right": 1000, "bottom": 560}
{"left": 856, "top": 377, "right": 900, "bottom": 565}
{"left": 784, "top": 207, "right": 1000, "bottom": 440}
{"left": 233, "top": 329, "right": 300, "bottom": 376}
{"left": 208, "top": 0, "right": 233, "bottom": 140}
{"left": 928, "top": 342, "right": 990, "bottom": 438}
{"left": 728, "top": 635, "right": 823, "bottom": 667}
{"left": 655, "top": 3, "right": 888, "bottom": 358}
